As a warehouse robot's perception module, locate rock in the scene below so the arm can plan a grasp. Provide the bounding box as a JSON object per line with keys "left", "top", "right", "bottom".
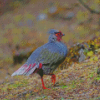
{"left": 78, "top": 49, "right": 86, "bottom": 62}
{"left": 83, "top": 42, "right": 89, "bottom": 50}
{"left": 65, "top": 12, "right": 74, "bottom": 19}
{"left": 37, "top": 13, "right": 47, "bottom": 20}
{"left": 49, "top": 6, "right": 57, "bottom": 14}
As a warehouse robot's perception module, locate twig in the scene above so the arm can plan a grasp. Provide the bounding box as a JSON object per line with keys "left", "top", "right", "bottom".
{"left": 78, "top": 0, "right": 100, "bottom": 14}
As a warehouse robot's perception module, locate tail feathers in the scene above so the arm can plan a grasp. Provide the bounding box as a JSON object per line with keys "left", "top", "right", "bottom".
{"left": 11, "top": 63, "right": 38, "bottom": 76}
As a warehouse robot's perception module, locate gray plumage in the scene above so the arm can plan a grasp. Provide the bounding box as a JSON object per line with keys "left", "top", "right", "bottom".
{"left": 12, "top": 29, "right": 68, "bottom": 76}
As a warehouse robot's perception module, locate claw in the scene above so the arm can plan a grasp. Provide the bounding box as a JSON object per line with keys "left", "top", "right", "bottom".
{"left": 43, "top": 87, "right": 50, "bottom": 90}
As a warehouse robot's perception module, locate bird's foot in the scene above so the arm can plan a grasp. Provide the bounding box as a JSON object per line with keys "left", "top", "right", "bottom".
{"left": 41, "top": 78, "right": 50, "bottom": 90}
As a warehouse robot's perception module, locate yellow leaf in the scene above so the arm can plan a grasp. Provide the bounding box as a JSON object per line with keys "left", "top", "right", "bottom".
{"left": 26, "top": 93, "right": 30, "bottom": 98}
{"left": 95, "top": 31, "right": 100, "bottom": 36}
{"left": 91, "top": 42, "right": 94, "bottom": 45}
{"left": 87, "top": 51, "right": 93, "bottom": 57}
{"left": 94, "top": 56, "right": 98, "bottom": 61}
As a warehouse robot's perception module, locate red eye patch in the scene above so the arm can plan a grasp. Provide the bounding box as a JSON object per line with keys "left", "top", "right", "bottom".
{"left": 55, "top": 32, "right": 61, "bottom": 36}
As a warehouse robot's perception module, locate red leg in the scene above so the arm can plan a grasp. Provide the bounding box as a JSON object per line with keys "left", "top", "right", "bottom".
{"left": 34, "top": 63, "right": 42, "bottom": 73}
{"left": 41, "top": 77, "right": 50, "bottom": 89}
{"left": 51, "top": 74, "right": 56, "bottom": 85}
{"left": 39, "top": 63, "right": 42, "bottom": 69}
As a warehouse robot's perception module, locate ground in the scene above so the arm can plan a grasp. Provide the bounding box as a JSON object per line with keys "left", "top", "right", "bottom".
{"left": 0, "top": 54, "right": 100, "bottom": 100}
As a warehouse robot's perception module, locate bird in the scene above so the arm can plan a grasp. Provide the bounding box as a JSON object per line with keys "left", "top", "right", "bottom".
{"left": 11, "top": 29, "right": 68, "bottom": 89}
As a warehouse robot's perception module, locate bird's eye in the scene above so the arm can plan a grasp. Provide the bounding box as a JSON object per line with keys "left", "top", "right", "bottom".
{"left": 55, "top": 32, "right": 61, "bottom": 36}
{"left": 55, "top": 33, "right": 59, "bottom": 36}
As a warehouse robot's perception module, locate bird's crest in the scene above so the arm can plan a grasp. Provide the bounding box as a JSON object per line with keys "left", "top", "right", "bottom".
{"left": 48, "top": 29, "right": 58, "bottom": 34}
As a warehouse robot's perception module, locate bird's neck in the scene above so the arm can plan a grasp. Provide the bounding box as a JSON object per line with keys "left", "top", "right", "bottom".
{"left": 56, "top": 36, "right": 62, "bottom": 42}
{"left": 56, "top": 41, "right": 67, "bottom": 56}
{"left": 49, "top": 35, "right": 56, "bottom": 42}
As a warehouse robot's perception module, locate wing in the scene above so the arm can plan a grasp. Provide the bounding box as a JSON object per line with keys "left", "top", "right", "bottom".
{"left": 27, "top": 42, "right": 65, "bottom": 65}
{"left": 35, "top": 45, "right": 65, "bottom": 65}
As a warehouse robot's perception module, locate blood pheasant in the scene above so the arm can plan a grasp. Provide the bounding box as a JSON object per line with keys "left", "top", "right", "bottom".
{"left": 12, "top": 29, "right": 68, "bottom": 89}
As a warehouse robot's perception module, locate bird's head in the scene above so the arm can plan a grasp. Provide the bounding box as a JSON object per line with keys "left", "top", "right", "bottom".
{"left": 48, "top": 29, "right": 65, "bottom": 42}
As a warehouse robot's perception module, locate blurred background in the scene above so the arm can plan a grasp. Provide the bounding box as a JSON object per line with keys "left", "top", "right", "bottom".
{"left": 0, "top": 0, "right": 100, "bottom": 81}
